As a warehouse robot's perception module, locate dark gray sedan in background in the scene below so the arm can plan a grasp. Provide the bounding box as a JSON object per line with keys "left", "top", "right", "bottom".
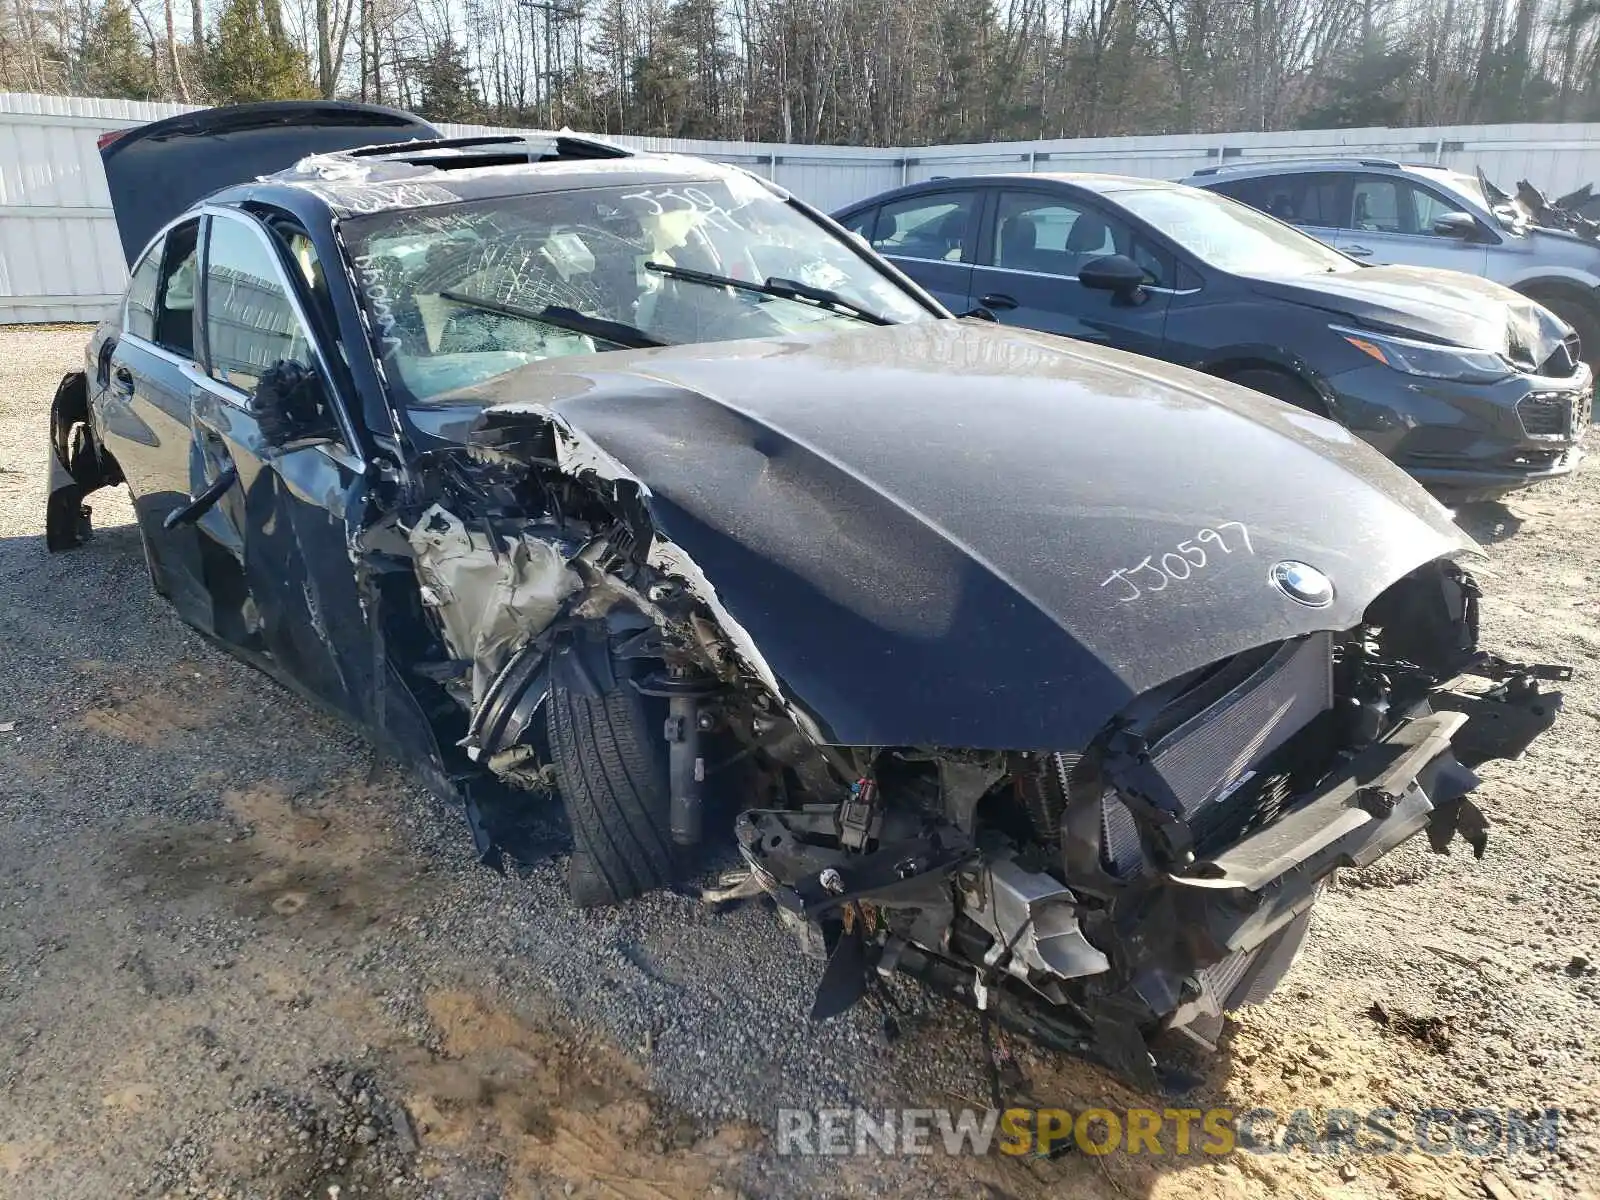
{"left": 836, "top": 175, "right": 1591, "bottom": 501}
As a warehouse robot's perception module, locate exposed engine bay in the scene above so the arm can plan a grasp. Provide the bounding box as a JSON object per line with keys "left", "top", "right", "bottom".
{"left": 374, "top": 404, "right": 1568, "bottom": 1089}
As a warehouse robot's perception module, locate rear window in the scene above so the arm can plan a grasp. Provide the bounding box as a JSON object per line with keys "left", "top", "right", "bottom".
{"left": 872, "top": 192, "right": 977, "bottom": 262}
{"left": 124, "top": 235, "right": 164, "bottom": 341}
{"left": 1210, "top": 173, "right": 1344, "bottom": 227}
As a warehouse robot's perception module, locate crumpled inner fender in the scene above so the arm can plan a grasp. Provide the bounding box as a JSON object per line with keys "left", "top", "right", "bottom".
{"left": 408, "top": 503, "right": 580, "bottom": 702}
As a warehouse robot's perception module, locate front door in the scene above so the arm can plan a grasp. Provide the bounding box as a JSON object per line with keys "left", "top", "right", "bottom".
{"left": 189, "top": 208, "right": 379, "bottom": 724}
{"left": 966, "top": 188, "right": 1172, "bottom": 358}
{"left": 1336, "top": 174, "right": 1492, "bottom": 274}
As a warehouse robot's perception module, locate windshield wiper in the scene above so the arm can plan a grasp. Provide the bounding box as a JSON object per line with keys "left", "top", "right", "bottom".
{"left": 438, "top": 290, "right": 667, "bottom": 349}
{"left": 643, "top": 262, "right": 893, "bottom": 326}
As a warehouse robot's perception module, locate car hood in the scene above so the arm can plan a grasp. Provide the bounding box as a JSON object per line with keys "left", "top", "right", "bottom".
{"left": 1247, "top": 265, "right": 1570, "bottom": 367}
{"left": 461, "top": 320, "right": 1474, "bottom": 750}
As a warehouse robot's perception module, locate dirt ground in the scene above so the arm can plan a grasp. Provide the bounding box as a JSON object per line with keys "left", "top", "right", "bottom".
{"left": 1, "top": 325, "right": 1597, "bottom": 1200}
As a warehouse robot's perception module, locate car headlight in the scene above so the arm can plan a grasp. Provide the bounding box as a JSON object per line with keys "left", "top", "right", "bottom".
{"left": 1331, "top": 324, "right": 1513, "bottom": 383}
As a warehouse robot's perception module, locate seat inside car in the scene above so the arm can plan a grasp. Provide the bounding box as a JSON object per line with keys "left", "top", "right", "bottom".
{"left": 1063, "top": 212, "right": 1112, "bottom": 275}
{"left": 999, "top": 213, "right": 1042, "bottom": 269}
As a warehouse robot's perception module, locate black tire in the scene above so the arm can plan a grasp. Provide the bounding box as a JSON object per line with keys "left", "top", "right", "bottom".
{"left": 1223, "top": 367, "right": 1329, "bottom": 417}
{"left": 545, "top": 678, "right": 676, "bottom": 907}
{"left": 1525, "top": 289, "right": 1600, "bottom": 376}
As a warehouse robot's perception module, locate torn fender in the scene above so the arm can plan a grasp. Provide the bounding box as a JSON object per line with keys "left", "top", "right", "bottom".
{"left": 408, "top": 503, "right": 581, "bottom": 703}
{"left": 47, "top": 371, "right": 119, "bottom": 551}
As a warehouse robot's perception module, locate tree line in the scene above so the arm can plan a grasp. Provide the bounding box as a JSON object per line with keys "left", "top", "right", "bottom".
{"left": 3, "top": 0, "right": 1599, "bottom": 144}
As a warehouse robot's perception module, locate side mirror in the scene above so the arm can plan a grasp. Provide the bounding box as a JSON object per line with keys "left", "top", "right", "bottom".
{"left": 1431, "top": 211, "right": 1481, "bottom": 240}
{"left": 252, "top": 359, "right": 340, "bottom": 446}
{"left": 1078, "top": 254, "right": 1148, "bottom": 302}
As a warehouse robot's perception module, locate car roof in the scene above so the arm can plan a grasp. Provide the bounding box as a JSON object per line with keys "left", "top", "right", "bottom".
{"left": 205, "top": 135, "right": 747, "bottom": 220}
{"left": 837, "top": 172, "right": 1192, "bottom": 210}
{"left": 1185, "top": 158, "right": 1456, "bottom": 181}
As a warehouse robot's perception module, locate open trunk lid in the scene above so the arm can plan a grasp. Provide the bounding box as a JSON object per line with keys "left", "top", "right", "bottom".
{"left": 100, "top": 100, "right": 441, "bottom": 266}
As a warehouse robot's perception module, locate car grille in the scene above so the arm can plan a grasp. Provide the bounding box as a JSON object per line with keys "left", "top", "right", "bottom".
{"left": 1101, "top": 633, "right": 1334, "bottom": 876}
{"left": 1517, "top": 391, "right": 1587, "bottom": 438}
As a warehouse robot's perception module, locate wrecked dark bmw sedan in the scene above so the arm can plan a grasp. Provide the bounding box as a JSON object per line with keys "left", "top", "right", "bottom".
{"left": 48, "top": 102, "right": 1568, "bottom": 1087}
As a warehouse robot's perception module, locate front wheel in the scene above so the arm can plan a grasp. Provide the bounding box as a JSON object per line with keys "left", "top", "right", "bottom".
{"left": 545, "top": 676, "right": 676, "bottom": 907}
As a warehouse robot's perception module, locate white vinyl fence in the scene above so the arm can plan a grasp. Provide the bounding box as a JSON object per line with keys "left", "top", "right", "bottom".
{"left": 3, "top": 90, "right": 1599, "bottom": 324}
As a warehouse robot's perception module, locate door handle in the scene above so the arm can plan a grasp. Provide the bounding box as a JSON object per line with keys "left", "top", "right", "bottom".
{"left": 163, "top": 464, "right": 238, "bottom": 530}
{"left": 112, "top": 367, "right": 135, "bottom": 397}
{"left": 979, "top": 293, "right": 1019, "bottom": 310}
{"left": 1344, "top": 245, "right": 1373, "bottom": 258}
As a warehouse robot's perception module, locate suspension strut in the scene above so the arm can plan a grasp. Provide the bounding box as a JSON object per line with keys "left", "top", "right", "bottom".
{"left": 637, "top": 666, "right": 719, "bottom": 846}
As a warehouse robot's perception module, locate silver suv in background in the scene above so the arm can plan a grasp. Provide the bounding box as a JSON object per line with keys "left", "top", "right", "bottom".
{"left": 1184, "top": 158, "right": 1600, "bottom": 367}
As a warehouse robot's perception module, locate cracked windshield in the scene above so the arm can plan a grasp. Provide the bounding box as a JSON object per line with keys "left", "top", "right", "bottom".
{"left": 345, "top": 175, "right": 933, "bottom": 402}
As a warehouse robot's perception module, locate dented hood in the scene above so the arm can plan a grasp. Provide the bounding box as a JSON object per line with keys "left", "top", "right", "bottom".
{"left": 463, "top": 321, "right": 1474, "bottom": 750}
{"left": 1248, "top": 264, "right": 1570, "bottom": 365}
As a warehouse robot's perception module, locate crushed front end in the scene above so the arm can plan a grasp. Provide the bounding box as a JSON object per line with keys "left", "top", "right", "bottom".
{"left": 384, "top": 398, "right": 1566, "bottom": 1090}
{"left": 722, "top": 563, "right": 1565, "bottom": 1086}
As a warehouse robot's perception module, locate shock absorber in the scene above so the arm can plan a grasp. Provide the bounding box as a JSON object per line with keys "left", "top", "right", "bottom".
{"left": 638, "top": 665, "right": 719, "bottom": 846}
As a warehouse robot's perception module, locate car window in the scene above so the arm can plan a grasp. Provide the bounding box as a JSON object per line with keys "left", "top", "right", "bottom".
{"left": 1348, "top": 175, "right": 1469, "bottom": 237}
{"left": 989, "top": 191, "right": 1166, "bottom": 284}
{"left": 124, "top": 234, "right": 164, "bottom": 341}
{"left": 1268, "top": 173, "right": 1343, "bottom": 227}
{"left": 344, "top": 176, "right": 934, "bottom": 405}
{"left": 152, "top": 219, "right": 200, "bottom": 358}
{"left": 203, "top": 215, "right": 316, "bottom": 394}
{"left": 873, "top": 192, "right": 976, "bottom": 262}
{"left": 1351, "top": 178, "right": 1405, "bottom": 233}
{"left": 1406, "top": 184, "right": 1465, "bottom": 236}
{"left": 1212, "top": 173, "right": 1346, "bottom": 229}
{"left": 839, "top": 207, "right": 877, "bottom": 242}
{"left": 1410, "top": 187, "right": 1449, "bottom": 229}
{"left": 1130, "top": 240, "right": 1174, "bottom": 288}
{"left": 1207, "top": 177, "right": 1263, "bottom": 207}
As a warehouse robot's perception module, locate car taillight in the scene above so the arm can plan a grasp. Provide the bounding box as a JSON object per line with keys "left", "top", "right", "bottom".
{"left": 96, "top": 128, "right": 129, "bottom": 150}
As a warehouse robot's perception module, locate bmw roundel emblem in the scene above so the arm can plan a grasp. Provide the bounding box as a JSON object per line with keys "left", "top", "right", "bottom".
{"left": 1270, "top": 560, "right": 1334, "bottom": 608}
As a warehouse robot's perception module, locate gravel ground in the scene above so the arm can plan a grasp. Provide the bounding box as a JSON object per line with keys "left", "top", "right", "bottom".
{"left": 1, "top": 325, "right": 1597, "bottom": 1200}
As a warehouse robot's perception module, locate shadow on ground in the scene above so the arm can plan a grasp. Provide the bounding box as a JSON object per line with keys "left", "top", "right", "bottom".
{"left": 1451, "top": 500, "right": 1524, "bottom": 544}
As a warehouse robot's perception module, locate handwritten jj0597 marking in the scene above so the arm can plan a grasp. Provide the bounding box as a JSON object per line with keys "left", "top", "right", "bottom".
{"left": 1100, "top": 522, "right": 1254, "bottom": 604}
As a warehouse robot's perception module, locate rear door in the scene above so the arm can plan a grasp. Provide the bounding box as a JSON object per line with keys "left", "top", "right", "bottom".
{"left": 965, "top": 186, "right": 1173, "bottom": 357}
{"left": 866, "top": 188, "right": 982, "bottom": 312}
{"left": 97, "top": 217, "right": 219, "bottom": 627}
{"left": 189, "top": 207, "right": 379, "bottom": 720}
{"left": 101, "top": 100, "right": 440, "bottom": 267}
{"left": 1335, "top": 173, "right": 1491, "bottom": 274}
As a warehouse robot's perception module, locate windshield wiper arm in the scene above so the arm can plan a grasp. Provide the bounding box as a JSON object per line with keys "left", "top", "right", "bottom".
{"left": 643, "top": 262, "right": 892, "bottom": 326}
{"left": 439, "top": 290, "right": 667, "bottom": 349}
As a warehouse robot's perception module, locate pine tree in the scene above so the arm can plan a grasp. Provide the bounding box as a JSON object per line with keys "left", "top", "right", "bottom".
{"left": 415, "top": 36, "right": 480, "bottom": 121}
{"left": 1296, "top": 37, "right": 1419, "bottom": 130}
{"left": 201, "top": 0, "right": 316, "bottom": 104}
{"left": 83, "top": 0, "right": 158, "bottom": 100}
